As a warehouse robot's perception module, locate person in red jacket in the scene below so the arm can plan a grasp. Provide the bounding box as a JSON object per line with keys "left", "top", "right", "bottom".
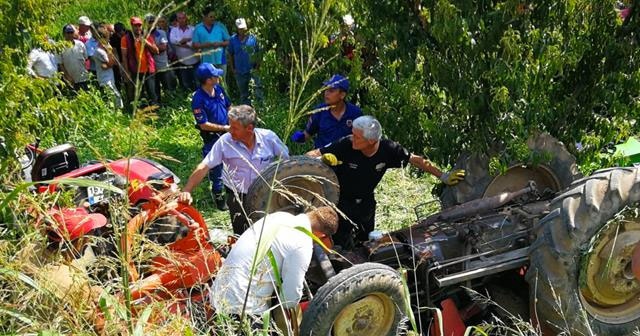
{"left": 120, "top": 16, "right": 159, "bottom": 107}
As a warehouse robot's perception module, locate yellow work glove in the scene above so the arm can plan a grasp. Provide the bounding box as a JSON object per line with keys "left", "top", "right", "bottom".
{"left": 440, "top": 169, "right": 465, "bottom": 186}
{"left": 321, "top": 153, "right": 342, "bottom": 166}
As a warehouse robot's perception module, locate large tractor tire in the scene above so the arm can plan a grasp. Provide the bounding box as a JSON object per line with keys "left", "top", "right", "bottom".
{"left": 439, "top": 132, "right": 582, "bottom": 208}
{"left": 245, "top": 156, "right": 339, "bottom": 218}
{"left": 299, "top": 263, "right": 407, "bottom": 336}
{"left": 526, "top": 167, "right": 640, "bottom": 335}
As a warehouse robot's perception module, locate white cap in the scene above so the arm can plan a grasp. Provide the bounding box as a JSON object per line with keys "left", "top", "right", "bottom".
{"left": 342, "top": 14, "right": 354, "bottom": 26}
{"left": 78, "top": 16, "right": 92, "bottom": 26}
{"left": 235, "top": 18, "right": 247, "bottom": 29}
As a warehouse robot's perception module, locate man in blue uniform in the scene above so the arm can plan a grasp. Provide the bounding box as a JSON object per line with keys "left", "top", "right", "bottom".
{"left": 291, "top": 74, "right": 362, "bottom": 148}
{"left": 192, "top": 62, "right": 231, "bottom": 210}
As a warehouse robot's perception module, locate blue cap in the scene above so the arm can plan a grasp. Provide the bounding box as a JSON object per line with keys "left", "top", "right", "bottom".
{"left": 196, "top": 63, "right": 224, "bottom": 80}
{"left": 63, "top": 24, "right": 75, "bottom": 34}
{"left": 323, "top": 74, "right": 349, "bottom": 92}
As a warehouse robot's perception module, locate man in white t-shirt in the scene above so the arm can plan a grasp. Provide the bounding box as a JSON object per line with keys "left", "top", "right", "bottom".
{"left": 211, "top": 206, "right": 338, "bottom": 326}
{"left": 27, "top": 43, "right": 57, "bottom": 79}
{"left": 59, "top": 24, "right": 89, "bottom": 91}
{"left": 92, "top": 23, "right": 123, "bottom": 109}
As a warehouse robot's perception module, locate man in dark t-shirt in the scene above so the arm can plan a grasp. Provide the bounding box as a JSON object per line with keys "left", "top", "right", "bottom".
{"left": 307, "top": 116, "right": 465, "bottom": 249}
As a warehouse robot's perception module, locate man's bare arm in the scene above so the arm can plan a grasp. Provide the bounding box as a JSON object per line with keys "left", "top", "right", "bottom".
{"left": 409, "top": 154, "right": 443, "bottom": 178}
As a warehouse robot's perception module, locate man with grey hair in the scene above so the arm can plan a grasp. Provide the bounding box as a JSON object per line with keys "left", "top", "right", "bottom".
{"left": 179, "top": 105, "right": 290, "bottom": 234}
{"left": 307, "top": 115, "right": 465, "bottom": 249}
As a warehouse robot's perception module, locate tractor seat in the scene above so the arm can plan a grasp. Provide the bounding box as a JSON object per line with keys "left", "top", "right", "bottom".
{"left": 31, "top": 144, "right": 80, "bottom": 182}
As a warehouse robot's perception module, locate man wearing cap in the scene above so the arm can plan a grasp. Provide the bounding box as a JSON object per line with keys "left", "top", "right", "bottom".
{"left": 145, "top": 14, "right": 176, "bottom": 102}
{"left": 190, "top": 63, "right": 232, "bottom": 210}
{"left": 59, "top": 24, "right": 90, "bottom": 91}
{"left": 192, "top": 7, "right": 230, "bottom": 77}
{"left": 228, "top": 18, "right": 263, "bottom": 106}
{"left": 77, "top": 16, "right": 93, "bottom": 43}
{"left": 306, "top": 116, "right": 465, "bottom": 249}
{"left": 77, "top": 16, "right": 98, "bottom": 74}
{"left": 169, "top": 12, "right": 199, "bottom": 91}
{"left": 178, "top": 105, "right": 289, "bottom": 234}
{"left": 291, "top": 74, "right": 362, "bottom": 148}
{"left": 121, "top": 16, "right": 159, "bottom": 107}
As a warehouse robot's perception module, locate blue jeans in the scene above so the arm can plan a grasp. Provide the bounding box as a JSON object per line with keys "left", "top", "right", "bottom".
{"left": 203, "top": 137, "right": 224, "bottom": 193}
{"left": 235, "top": 71, "right": 263, "bottom": 106}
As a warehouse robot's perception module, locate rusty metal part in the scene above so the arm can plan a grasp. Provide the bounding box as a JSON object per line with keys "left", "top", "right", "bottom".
{"left": 332, "top": 293, "right": 396, "bottom": 335}
{"left": 423, "top": 181, "right": 538, "bottom": 225}
{"left": 579, "top": 220, "right": 640, "bottom": 324}
{"left": 483, "top": 165, "right": 561, "bottom": 198}
{"left": 633, "top": 242, "right": 640, "bottom": 281}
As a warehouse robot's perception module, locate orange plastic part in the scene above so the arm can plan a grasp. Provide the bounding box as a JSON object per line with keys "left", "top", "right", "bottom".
{"left": 431, "top": 298, "right": 466, "bottom": 336}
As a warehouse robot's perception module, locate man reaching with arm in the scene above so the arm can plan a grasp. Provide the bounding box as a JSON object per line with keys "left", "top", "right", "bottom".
{"left": 178, "top": 104, "right": 289, "bottom": 234}
{"left": 306, "top": 115, "right": 464, "bottom": 249}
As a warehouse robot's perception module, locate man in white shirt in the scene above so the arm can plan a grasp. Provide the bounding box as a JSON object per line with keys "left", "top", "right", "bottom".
{"left": 169, "top": 12, "right": 199, "bottom": 91}
{"left": 27, "top": 45, "right": 57, "bottom": 79}
{"left": 211, "top": 206, "right": 338, "bottom": 324}
{"left": 59, "top": 24, "right": 89, "bottom": 91}
{"left": 179, "top": 104, "right": 289, "bottom": 234}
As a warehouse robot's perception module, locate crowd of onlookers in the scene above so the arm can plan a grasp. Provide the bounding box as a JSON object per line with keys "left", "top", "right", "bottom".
{"left": 27, "top": 7, "right": 263, "bottom": 109}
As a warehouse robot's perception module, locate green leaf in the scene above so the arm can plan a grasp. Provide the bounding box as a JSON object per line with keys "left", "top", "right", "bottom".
{"left": 0, "top": 268, "right": 40, "bottom": 291}
{"left": 0, "top": 306, "right": 34, "bottom": 326}
{"left": 133, "top": 304, "right": 154, "bottom": 336}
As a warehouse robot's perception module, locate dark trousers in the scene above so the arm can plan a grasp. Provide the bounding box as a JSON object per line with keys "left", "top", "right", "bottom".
{"left": 176, "top": 62, "right": 198, "bottom": 91}
{"left": 202, "top": 135, "right": 224, "bottom": 194}
{"left": 225, "top": 187, "right": 249, "bottom": 235}
{"left": 124, "top": 73, "right": 159, "bottom": 108}
{"left": 235, "top": 71, "right": 263, "bottom": 106}
{"left": 334, "top": 196, "right": 376, "bottom": 250}
{"left": 154, "top": 67, "right": 177, "bottom": 101}
{"left": 142, "top": 73, "right": 158, "bottom": 106}
{"left": 73, "top": 81, "right": 90, "bottom": 92}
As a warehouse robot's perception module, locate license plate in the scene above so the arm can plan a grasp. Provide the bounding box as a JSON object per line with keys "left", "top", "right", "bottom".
{"left": 87, "top": 186, "right": 105, "bottom": 205}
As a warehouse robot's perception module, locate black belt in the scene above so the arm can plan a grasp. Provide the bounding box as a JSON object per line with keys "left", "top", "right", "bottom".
{"left": 199, "top": 129, "right": 224, "bottom": 143}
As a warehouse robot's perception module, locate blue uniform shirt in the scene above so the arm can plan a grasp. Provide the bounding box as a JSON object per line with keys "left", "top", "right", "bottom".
{"left": 229, "top": 34, "right": 259, "bottom": 74}
{"left": 192, "top": 84, "right": 231, "bottom": 129}
{"left": 305, "top": 102, "right": 363, "bottom": 148}
{"left": 192, "top": 22, "right": 230, "bottom": 65}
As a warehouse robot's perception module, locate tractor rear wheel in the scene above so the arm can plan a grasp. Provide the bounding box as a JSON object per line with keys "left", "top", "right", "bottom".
{"left": 439, "top": 132, "right": 581, "bottom": 208}
{"left": 526, "top": 167, "right": 640, "bottom": 335}
{"left": 245, "top": 156, "right": 340, "bottom": 218}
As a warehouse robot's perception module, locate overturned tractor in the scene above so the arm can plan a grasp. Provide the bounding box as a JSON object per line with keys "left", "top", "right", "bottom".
{"left": 246, "top": 133, "right": 640, "bottom": 335}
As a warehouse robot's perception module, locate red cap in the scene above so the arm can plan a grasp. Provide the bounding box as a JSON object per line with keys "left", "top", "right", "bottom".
{"left": 130, "top": 16, "right": 143, "bottom": 25}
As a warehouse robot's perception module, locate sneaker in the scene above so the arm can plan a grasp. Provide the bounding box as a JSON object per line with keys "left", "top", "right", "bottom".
{"left": 214, "top": 192, "right": 228, "bottom": 211}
